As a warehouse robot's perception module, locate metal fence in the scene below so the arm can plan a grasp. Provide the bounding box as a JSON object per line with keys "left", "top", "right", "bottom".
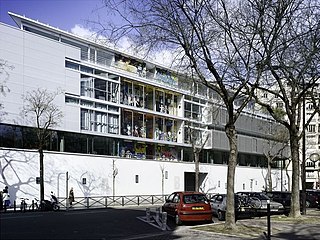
{"left": 1, "top": 194, "right": 167, "bottom": 213}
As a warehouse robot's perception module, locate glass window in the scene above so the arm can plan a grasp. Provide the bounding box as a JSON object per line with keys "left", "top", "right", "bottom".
{"left": 80, "top": 76, "right": 94, "bottom": 97}
{"left": 145, "top": 87, "right": 154, "bottom": 110}
{"left": 65, "top": 61, "right": 79, "bottom": 70}
{"left": 155, "top": 117, "right": 164, "bottom": 140}
{"left": 94, "top": 79, "right": 107, "bottom": 101}
{"left": 122, "top": 110, "right": 133, "bottom": 136}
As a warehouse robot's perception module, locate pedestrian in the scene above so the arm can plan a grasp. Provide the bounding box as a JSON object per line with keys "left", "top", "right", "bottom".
{"left": 3, "top": 186, "right": 11, "bottom": 208}
{"left": 0, "top": 190, "right": 3, "bottom": 211}
{"left": 69, "top": 187, "right": 74, "bottom": 206}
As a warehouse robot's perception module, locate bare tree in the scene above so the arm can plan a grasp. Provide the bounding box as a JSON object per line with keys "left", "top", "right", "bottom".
{"left": 249, "top": 0, "right": 320, "bottom": 217}
{"left": 0, "top": 59, "right": 14, "bottom": 121}
{"left": 185, "top": 123, "right": 209, "bottom": 192}
{"left": 22, "top": 88, "right": 63, "bottom": 205}
{"left": 96, "top": 0, "right": 264, "bottom": 229}
{"left": 262, "top": 127, "right": 289, "bottom": 192}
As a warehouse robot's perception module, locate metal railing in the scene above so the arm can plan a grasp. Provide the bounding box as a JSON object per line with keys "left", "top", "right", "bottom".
{"left": 60, "top": 195, "right": 166, "bottom": 210}
{"left": 0, "top": 194, "right": 167, "bottom": 213}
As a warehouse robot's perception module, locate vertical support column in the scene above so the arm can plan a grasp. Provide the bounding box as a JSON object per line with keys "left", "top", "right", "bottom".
{"left": 146, "top": 207, "right": 150, "bottom": 222}
{"left": 267, "top": 201, "right": 271, "bottom": 240}
{"left": 86, "top": 197, "right": 89, "bottom": 209}
{"left": 161, "top": 212, "right": 167, "bottom": 231}
{"left": 156, "top": 207, "right": 160, "bottom": 221}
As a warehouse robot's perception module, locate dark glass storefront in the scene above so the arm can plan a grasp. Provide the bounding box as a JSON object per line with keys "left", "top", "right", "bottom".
{"left": 0, "top": 123, "right": 272, "bottom": 168}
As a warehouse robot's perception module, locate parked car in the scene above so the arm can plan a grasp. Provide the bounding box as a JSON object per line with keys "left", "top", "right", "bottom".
{"left": 162, "top": 191, "right": 213, "bottom": 225}
{"left": 266, "top": 189, "right": 320, "bottom": 212}
{"left": 264, "top": 191, "right": 291, "bottom": 215}
{"left": 305, "top": 189, "right": 320, "bottom": 208}
{"left": 210, "top": 193, "right": 256, "bottom": 221}
{"left": 237, "top": 192, "right": 285, "bottom": 216}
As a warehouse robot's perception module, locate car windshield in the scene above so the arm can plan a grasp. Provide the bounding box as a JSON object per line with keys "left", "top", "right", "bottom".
{"left": 256, "top": 193, "right": 270, "bottom": 200}
{"left": 183, "top": 194, "right": 207, "bottom": 204}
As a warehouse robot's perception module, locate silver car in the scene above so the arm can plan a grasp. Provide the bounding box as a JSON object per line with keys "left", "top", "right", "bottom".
{"left": 210, "top": 193, "right": 256, "bottom": 221}
{"left": 237, "top": 192, "right": 285, "bottom": 215}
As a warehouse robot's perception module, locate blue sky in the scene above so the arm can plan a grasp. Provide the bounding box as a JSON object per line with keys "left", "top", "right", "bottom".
{"left": 0, "top": 0, "right": 105, "bottom": 31}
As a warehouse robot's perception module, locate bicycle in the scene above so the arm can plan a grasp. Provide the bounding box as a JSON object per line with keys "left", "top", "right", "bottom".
{"left": 29, "top": 198, "right": 40, "bottom": 211}
{"left": 20, "top": 198, "right": 29, "bottom": 212}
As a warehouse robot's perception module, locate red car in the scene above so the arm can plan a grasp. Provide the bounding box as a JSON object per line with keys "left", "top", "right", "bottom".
{"left": 162, "top": 191, "right": 213, "bottom": 225}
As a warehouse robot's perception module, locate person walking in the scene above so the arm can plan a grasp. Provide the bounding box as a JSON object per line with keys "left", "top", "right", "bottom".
{"left": 3, "top": 186, "right": 11, "bottom": 208}
{"left": 69, "top": 187, "right": 74, "bottom": 206}
{"left": 0, "top": 190, "right": 3, "bottom": 211}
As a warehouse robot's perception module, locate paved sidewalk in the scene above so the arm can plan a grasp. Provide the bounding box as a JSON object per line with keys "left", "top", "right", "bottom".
{"left": 165, "top": 209, "right": 320, "bottom": 240}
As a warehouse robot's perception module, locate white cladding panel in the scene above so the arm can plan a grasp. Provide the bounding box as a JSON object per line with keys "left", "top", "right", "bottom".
{"left": 64, "top": 105, "right": 80, "bottom": 131}
{"left": 0, "top": 23, "right": 80, "bottom": 131}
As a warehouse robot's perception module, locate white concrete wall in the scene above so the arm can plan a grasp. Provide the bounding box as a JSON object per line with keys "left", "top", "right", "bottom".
{"left": 0, "top": 148, "right": 289, "bottom": 203}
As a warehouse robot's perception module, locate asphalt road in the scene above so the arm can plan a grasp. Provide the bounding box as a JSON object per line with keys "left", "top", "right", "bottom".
{"left": 1, "top": 207, "right": 179, "bottom": 240}
{"left": 2, "top": 207, "right": 319, "bottom": 240}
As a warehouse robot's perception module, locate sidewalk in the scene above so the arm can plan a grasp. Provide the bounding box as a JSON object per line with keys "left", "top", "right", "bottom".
{"left": 170, "top": 209, "right": 320, "bottom": 240}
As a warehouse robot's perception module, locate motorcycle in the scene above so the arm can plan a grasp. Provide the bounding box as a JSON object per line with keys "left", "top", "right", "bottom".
{"left": 40, "top": 192, "right": 60, "bottom": 211}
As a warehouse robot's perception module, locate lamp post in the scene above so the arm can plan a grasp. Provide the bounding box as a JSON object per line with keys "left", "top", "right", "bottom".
{"left": 309, "top": 153, "right": 320, "bottom": 189}
{"left": 301, "top": 80, "right": 306, "bottom": 215}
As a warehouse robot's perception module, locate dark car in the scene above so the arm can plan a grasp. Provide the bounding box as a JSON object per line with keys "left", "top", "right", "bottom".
{"left": 305, "top": 190, "right": 320, "bottom": 208}
{"left": 265, "top": 191, "right": 291, "bottom": 215}
{"left": 266, "top": 190, "right": 320, "bottom": 212}
{"left": 237, "top": 192, "right": 285, "bottom": 215}
{"left": 210, "top": 193, "right": 257, "bottom": 221}
{"left": 162, "top": 191, "right": 213, "bottom": 225}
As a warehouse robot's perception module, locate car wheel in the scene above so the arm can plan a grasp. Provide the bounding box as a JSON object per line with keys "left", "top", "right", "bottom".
{"left": 217, "top": 211, "right": 225, "bottom": 221}
{"left": 306, "top": 200, "right": 311, "bottom": 208}
{"left": 175, "top": 214, "right": 182, "bottom": 225}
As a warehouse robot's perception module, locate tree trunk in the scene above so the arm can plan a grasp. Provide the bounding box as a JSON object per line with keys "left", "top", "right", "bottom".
{"left": 289, "top": 135, "right": 301, "bottom": 217}
{"left": 195, "top": 149, "right": 200, "bottom": 192}
{"left": 225, "top": 124, "right": 237, "bottom": 230}
{"left": 39, "top": 147, "right": 44, "bottom": 205}
{"left": 267, "top": 158, "right": 272, "bottom": 191}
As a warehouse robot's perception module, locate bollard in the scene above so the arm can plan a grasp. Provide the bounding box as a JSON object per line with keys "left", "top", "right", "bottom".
{"left": 267, "top": 202, "right": 271, "bottom": 240}
{"left": 263, "top": 201, "right": 271, "bottom": 240}
{"left": 161, "top": 212, "right": 167, "bottom": 231}
{"left": 86, "top": 197, "right": 89, "bottom": 209}
{"left": 156, "top": 207, "right": 160, "bottom": 221}
{"left": 146, "top": 207, "right": 151, "bottom": 222}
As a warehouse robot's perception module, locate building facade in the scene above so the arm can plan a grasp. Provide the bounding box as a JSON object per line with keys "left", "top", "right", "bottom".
{"left": 0, "top": 13, "right": 289, "bottom": 201}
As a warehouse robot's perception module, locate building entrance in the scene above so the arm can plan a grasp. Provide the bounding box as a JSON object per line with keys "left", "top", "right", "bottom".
{"left": 184, "top": 172, "right": 208, "bottom": 191}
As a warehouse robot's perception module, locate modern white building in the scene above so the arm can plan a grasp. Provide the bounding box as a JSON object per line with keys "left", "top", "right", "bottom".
{"left": 0, "top": 12, "right": 289, "bottom": 202}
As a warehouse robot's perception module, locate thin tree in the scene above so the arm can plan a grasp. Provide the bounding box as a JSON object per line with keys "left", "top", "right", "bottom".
{"left": 0, "top": 59, "right": 14, "bottom": 121}
{"left": 263, "top": 127, "right": 289, "bottom": 192}
{"left": 97, "top": 0, "right": 263, "bottom": 229}
{"left": 22, "top": 88, "right": 63, "bottom": 205}
{"left": 185, "top": 122, "right": 209, "bottom": 192}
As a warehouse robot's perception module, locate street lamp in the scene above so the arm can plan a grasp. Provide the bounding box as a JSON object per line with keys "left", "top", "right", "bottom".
{"left": 309, "top": 153, "right": 320, "bottom": 189}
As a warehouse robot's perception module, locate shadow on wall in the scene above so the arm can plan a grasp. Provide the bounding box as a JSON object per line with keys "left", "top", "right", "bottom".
{"left": 0, "top": 149, "right": 39, "bottom": 203}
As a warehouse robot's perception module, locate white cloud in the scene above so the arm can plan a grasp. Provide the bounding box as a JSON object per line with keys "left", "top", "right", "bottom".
{"left": 71, "top": 24, "right": 96, "bottom": 40}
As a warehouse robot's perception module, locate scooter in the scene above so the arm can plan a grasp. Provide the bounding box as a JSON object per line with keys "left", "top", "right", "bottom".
{"left": 40, "top": 192, "right": 60, "bottom": 211}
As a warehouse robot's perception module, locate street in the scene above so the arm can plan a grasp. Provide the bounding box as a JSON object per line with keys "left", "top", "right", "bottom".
{"left": 1, "top": 207, "right": 178, "bottom": 239}
{"left": 2, "top": 207, "right": 319, "bottom": 240}
{"left": 1, "top": 206, "right": 238, "bottom": 240}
